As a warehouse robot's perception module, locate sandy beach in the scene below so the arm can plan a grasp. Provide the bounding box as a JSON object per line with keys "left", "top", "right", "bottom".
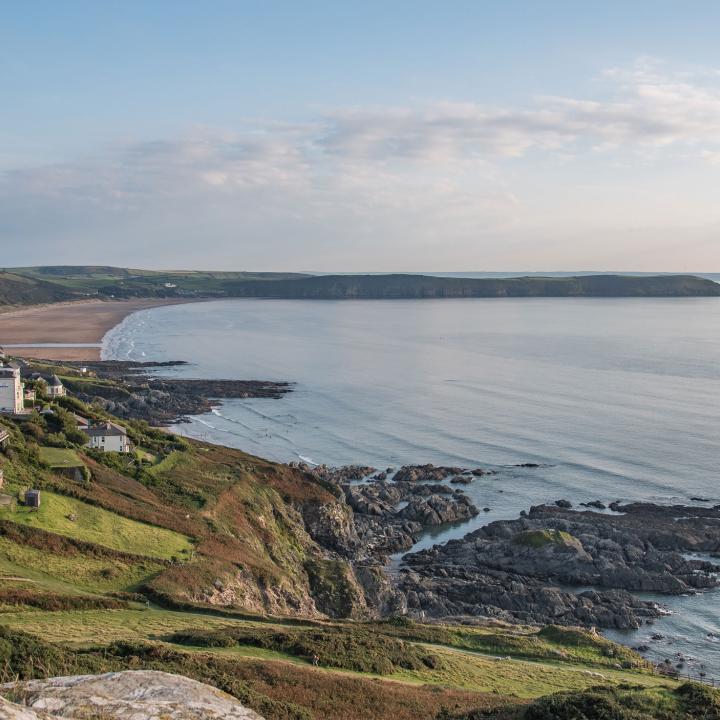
{"left": 0, "top": 299, "right": 188, "bottom": 360}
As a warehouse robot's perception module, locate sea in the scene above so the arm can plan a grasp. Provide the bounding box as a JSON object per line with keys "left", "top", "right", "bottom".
{"left": 102, "top": 294, "right": 720, "bottom": 677}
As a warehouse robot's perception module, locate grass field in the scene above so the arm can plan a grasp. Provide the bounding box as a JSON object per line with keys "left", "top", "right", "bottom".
{"left": 0, "top": 491, "right": 194, "bottom": 560}
{"left": 0, "top": 606, "right": 676, "bottom": 701}
{"left": 0, "top": 538, "right": 164, "bottom": 592}
{"left": 37, "top": 447, "right": 84, "bottom": 468}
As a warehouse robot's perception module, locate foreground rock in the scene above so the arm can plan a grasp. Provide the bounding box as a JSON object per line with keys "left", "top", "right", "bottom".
{"left": 399, "top": 502, "right": 720, "bottom": 629}
{"left": 0, "top": 671, "right": 264, "bottom": 720}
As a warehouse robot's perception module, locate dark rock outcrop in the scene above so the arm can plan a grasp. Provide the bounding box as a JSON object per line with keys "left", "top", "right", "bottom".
{"left": 398, "top": 502, "right": 720, "bottom": 629}
{"left": 393, "top": 464, "right": 465, "bottom": 483}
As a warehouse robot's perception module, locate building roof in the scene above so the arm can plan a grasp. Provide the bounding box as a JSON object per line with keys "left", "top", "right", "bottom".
{"left": 86, "top": 421, "right": 127, "bottom": 437}
{"left": 0, "top": 365, "right": 19, "bottom": 378}
{"left": 48, "top": 374, "right": 64, "bottom": 387}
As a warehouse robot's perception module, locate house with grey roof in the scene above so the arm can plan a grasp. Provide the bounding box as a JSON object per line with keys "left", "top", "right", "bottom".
{"left": 85, "top": 421, "right": 130, "bottom": 453}
{"left": 46, "top": 374, "right": 66, "bottom": 398}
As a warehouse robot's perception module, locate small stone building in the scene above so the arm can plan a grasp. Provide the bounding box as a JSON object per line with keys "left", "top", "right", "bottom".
{"left": 25, "top": 489, "right": 41, "bottom": 508}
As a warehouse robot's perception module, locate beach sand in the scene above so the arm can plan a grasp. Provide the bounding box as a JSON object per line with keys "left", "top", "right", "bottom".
{"left": 0, "top": 299, "right": 186, "bottom": 360}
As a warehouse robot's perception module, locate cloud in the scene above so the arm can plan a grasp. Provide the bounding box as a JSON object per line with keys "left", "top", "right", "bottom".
{"left": 2, "top": 60, "right": 720, "bottom": 269}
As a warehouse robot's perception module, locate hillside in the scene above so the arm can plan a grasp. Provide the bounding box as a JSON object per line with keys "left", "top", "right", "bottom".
{"left": 1, "top": 267, "right": 308, "bottom": 303}
{"left": 1, "top": 267, "right": 718, "bottom": 306}
{"left": 0, "top": 272, "right": 77, "bottom": 306}
{"left": 0, "top": 360, "right": 714, "bottom": 719}
{"left": 218, "top": 273, "right": 720, "bottom": 298}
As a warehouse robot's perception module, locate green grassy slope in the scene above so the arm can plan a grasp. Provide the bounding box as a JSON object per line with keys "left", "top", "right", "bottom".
{"left": 0, "top": 490, "right": 193, "bottom": 560}
{"left": 0, "top": 271, "right": 77, "bottom": 306}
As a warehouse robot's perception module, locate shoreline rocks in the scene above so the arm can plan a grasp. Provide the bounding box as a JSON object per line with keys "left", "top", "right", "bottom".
{"left": 53, "top": 360, "right": 292, "bottom": 426}
{"left": 397, "top": 502, "right": 720, "bottom": 629}
{"left": 299, "top": 464, "right": 482, "bottom": 567}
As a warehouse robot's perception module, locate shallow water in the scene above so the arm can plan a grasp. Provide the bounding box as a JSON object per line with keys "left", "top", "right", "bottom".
{"left": 103, "top": 296, "right": 720, "bottom": 676}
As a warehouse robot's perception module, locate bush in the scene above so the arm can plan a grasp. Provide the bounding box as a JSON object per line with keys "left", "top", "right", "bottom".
{"left": 22, "top": 421, "right": 45, "bottom": 442}
{"left": 0, "top": 588, "right": 127, "bottom": 611}
{"left": 675, "top": 682, "right": 720, "bottom": 716}
{"left": 523, "top": 689, "right": 635, "bottom": 720}
{"left": 167, "top": 626, "right": 441, "bottom": 675}
{"left": 65, "top": 428, "right": 89, "bottom": 446}
{"left": 44, "top": 432, "right": 69, "bottom": 448}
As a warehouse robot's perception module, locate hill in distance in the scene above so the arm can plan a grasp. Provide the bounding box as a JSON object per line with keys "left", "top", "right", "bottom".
{"left": 0, "top": 266, "right": 718, "bottom": 306}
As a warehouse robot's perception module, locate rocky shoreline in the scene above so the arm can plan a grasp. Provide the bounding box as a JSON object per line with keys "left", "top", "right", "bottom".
{"left": 296, "top": 463, "right": 720, "bottom": 632}
{"left": 44, "top": 360, "right": 292, "bottom": 425}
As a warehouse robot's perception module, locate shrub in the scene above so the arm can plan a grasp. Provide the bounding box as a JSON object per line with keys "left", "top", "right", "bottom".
{"left": 0, "top": 588, "right": 127, "bottom": 611}
{"left": 22, "top": 422, "right": 45, "bottom": 441}
{"left": 523, "top": 689, "right": 635, "bottom": 720}
{"left": 167, "top": 626, "right": 441, "bottom": 675}
{"left": 675, "top": 682, "right": 720, "bottom": 716}
{"left": 44, "top": 432, "right": 69, "bottom": 448}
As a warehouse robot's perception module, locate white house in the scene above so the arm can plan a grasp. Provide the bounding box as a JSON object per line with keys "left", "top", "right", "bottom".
{"left": 86, "top": 421, "right": 130, "bottom": 453}
{"left": 0, "top": 362, "right": 24, "bottom": 414}
{"left": 46, "top": 374, "right": 66, "bottom": 398}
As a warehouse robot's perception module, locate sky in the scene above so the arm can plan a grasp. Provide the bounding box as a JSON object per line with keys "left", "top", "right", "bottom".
{"left": 1, "top": 1, "right": 720, "bottom": 272}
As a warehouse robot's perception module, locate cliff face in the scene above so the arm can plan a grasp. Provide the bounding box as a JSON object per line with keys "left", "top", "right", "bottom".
{"left": 218, "top": 273, "right": 720, "bottom": 299}
{"left": 0, "top": 671, "right": 264, "bottom": 719}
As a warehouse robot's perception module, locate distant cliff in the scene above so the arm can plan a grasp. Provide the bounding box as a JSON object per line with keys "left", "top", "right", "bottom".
{"left": 218, "top": 273, "right": 720, "bottom": 299}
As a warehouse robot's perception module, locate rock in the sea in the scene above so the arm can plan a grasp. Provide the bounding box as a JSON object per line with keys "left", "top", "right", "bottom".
{"left": 0, "top": 671, "right": 264, "bottom": 719}
{"left": 397, "top": 494, "right": 479, "bottom": 526}
{"left": 393, "top": 464, "right": 464, "bottom": 483}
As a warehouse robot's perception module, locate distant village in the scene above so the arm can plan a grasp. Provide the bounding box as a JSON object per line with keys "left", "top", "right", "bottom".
{"left": 0, "top": 347, "right": 130, "bottom": 511}
{"left": 0, "top": 350, "right": 130, "bottom": 454}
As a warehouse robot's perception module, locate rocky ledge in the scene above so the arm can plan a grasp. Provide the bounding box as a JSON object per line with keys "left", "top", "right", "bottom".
{"left": 300, "top": 464, "right": 481, "bottom": 559}
{"left": 0, "top": 671, "right": 263, "bottom": 720}
{"left": 399, "top": 502, "right": 720, "bottom": 629}
{"left": 53, "top": 361, "right": 292, "bottom": 425}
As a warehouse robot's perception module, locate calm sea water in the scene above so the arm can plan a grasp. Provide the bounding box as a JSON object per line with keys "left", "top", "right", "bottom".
{"left": 103, "top": 297, "right": 720, "bottom": 676}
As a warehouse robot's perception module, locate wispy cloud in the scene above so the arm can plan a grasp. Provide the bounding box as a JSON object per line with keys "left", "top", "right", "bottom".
{"left": 2, "top": 60, "right": 720, "bottom": 269}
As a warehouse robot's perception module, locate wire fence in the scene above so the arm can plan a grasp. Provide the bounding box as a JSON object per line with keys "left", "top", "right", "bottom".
{"left": 654, "top": 666, "right": 719, "bottom": 687}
